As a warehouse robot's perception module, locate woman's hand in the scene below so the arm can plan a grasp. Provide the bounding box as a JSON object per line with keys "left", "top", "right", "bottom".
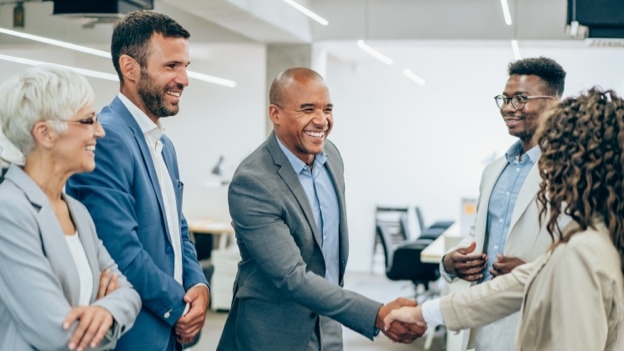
{"left": 96, "top": 269, "right": 119, "bottom": 299}
{"left": 63, "top": 305, "right": 113, "bottom": 351}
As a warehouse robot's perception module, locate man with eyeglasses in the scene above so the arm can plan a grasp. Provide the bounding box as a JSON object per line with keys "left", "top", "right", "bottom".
{"left": 439, "top": 57, "right": 567, "bottom": 351}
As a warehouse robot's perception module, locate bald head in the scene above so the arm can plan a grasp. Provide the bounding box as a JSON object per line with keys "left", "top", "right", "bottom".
{"left": 269, "top": 67, "right": 326, "bottom": 107}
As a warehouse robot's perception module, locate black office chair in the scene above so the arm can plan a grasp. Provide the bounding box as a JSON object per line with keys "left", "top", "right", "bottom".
{"left": 376, "top": 221, "right": 440, "bottom": 301}
{"left": 413, "top": 206, "right": 454, "bottom": 240}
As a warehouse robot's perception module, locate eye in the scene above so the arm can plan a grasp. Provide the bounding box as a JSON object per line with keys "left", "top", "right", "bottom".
{"left": 516, "top": 95, "right": 528, "bottom": 103}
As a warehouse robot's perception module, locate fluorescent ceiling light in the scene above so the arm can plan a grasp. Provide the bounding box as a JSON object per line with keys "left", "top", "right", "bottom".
{"left": 511, "top": 40, "right": 522, "bottom": 60}
{"left": 403, "top": 69, "right": 426, "bottom": 86}
{"left": 0, "top": 53, "right": 119, "bottom": 81}
{"left": 0, "top": 27, "right": 111, "bottom": 58}
{"left": 357, "top": 40, "right": 393, "bottom": 65}
{"left": 283, "top": 0, "right": 329, "bottom": 26}
{"left": 500, "top": 0, "right": 512, "bottom": 26}
{"left": 0, "top": 26, "right": 237, "bottom": 88}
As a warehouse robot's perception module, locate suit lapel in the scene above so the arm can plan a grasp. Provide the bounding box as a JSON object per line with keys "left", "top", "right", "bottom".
{"left": 110, "top": 98, "right": 170, "bottom": 244}
{"left": 266, "top": 133, "right": 324, "bottom": 248}
{"left": 509, "top": 164, "right": 540, "bottom": 232}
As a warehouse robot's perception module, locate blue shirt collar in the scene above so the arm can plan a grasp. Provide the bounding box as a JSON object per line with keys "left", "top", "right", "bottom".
{"left": 275, "top": 134, "right": 327, "bottom": 173}
{"left": 505, "top": 141, "right": 541, "bottom": 164}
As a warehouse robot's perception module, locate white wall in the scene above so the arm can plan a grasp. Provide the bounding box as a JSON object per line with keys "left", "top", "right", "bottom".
{"left": 319, "top": 40, "right": 624, "bottom": 271}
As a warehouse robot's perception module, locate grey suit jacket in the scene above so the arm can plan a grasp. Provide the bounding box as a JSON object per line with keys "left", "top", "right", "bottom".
{"left": 0, "top": 165, "right": 141, "bottom": 351}
{"left": 217, "top": 133, "right": 382, "bottom": 351}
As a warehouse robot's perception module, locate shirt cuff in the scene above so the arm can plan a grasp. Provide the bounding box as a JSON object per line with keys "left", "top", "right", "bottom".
{"left": 421, "top": 299, "right": 444, "bottom": 327}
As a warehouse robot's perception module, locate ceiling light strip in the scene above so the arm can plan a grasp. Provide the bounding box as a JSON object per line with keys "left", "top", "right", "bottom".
{"left": 0, "top": 27, "right": 111, "bottom": 58}
{"left": 500, "top": 0, "right": 512, "bottom": 26}
{"left": 0, "top": 53, "right": 119, "bottom": 81}
{"left": 357, "top": 40, "right": 393, "bottom": 65}
{"left": 283, "top": 0, "right": 329, "bottom": 25}
{"left": 511, "top": 40, "right": 522, "bottom": 60}
{"left": 403, "top": 69, "right": 426, "bottom": 86}
{"left": 0, "top": 26, "right": 237, "bottom": 88}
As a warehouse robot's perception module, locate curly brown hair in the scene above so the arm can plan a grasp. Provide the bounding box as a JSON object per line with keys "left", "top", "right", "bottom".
{"left": 536, "top": 87, "right": 624, "bottom": 274}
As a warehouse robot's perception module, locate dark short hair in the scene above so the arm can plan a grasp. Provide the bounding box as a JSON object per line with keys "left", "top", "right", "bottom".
{"left": 508, "top": 57, "right": 566, "bottom": 96}
{"left": 111, "top": 10, "right": 190, "bottom": 83}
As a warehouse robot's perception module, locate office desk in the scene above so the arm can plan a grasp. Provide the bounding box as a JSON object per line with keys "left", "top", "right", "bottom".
{"left": 188, "top": 219, "right": 235, "bottom": 250}
{"left": 188, "top": 219, "right": 238, "bottom": 311}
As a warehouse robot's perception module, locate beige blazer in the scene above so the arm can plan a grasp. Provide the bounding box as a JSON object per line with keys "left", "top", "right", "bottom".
{"left": 441, "top": 220, "right": 624, "bottom": 351}
{"left": 441, "top": 155, "right": 556, "bottom": 349}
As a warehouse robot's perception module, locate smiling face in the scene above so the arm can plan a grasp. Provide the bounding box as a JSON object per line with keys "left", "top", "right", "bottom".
{"left": 500, "top": 74, "right": 557, "bottom": 151}
{"left": 56, "top": 103, "right": 105, "bottom": 174}
{"left": 269, "top": 74, "right": 333, "bottom": 165}
{"left": 136, "top": 33, "right": 190, "bottom": 122}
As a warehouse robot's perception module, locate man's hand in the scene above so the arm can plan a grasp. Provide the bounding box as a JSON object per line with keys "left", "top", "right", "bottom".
{"left": 383, "top": 304, "right": 427, "bottom": 332}
{"left": 63, "top": 306, "right": 113, "bottom": 351}
{"left": 442, "top": 241, "right": 487, "bottom": 281}
{"left": 96, "top": 269, "right": 119, "bottom": 300}
{"left": 175, "top": 285, "right": 210, "bottom": 345}
{"left": 490, "top": 254, "right": 524, "bottom": 278}
{"left": 375, "top": 297, "right": 426, "bottom": 343}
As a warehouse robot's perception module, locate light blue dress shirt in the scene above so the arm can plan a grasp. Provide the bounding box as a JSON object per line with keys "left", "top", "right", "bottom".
{"left": 483, "top": 141, "right": 540, "bottom": 281}
{"left": 277, "top": 137, "right": 341, "bottom": 285}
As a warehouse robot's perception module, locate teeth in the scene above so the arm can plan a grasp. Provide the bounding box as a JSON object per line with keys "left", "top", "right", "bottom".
{"left": 167, "top": 91, "right": 181, "bottom": 97}
{"left": 86, "top": 145, "right": 95, "bottom": 151}
{"left": 305, "top": 131, "right": 324, "bottom": 138}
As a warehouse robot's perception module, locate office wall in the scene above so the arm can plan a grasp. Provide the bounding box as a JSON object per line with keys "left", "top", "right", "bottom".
{"left": 320, "top": 40, "right": 624, "bottom": 271}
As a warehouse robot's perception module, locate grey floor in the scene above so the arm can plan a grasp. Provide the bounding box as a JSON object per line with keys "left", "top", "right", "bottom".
{"left": 190, "top": 265, "right": 446, "bottom": 351}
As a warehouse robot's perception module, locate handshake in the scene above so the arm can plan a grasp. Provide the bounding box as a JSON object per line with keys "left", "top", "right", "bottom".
{"left": 376, "top": 297, "right": 428, "bottom": 343}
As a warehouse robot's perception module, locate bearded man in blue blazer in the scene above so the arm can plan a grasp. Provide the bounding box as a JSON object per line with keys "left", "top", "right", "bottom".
{"left": 67, "top": 11, "right": 209, "bottom": 351}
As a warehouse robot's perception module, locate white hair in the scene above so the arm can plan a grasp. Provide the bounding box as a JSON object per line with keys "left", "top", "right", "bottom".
{"left": 0, "top": 65, "right": 95, "bottom": 156}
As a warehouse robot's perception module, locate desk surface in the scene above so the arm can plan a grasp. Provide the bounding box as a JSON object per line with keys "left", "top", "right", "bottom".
{"left": 188, "top": 219, "right": 234, "bottom": 235}
{"left": 420, "top": 223, "right": 459, "bottom": 264}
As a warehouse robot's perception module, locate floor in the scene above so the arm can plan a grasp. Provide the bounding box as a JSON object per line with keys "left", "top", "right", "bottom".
{"left": 190, "top": 265, "right": 447, "bottom": 351}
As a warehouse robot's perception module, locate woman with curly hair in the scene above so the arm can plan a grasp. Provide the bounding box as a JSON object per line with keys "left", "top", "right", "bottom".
{"left": 384, "top": 87, "right": 624, "bottom": 350}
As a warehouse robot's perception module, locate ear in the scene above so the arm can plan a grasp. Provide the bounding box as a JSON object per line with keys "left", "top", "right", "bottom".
{"left": 119, "top": 54, "right": 140, "bottom": 85}
{"left": 268, "top": 104, "right": 281, "bottom": 126}
{"left": 31, "top": 121, "right": 57, "bottom": 149}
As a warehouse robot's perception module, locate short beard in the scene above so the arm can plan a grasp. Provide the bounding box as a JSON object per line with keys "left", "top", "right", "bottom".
{"left": 137, "top": 70, "right": 179, "bottom": 118}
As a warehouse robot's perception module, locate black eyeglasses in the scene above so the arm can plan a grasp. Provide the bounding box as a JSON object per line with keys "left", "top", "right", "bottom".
{"left": 494, "top": 95, "right": 555, "bottom": 110}
{"left": 65, "top": 115, "right": 99, "bottom": 125}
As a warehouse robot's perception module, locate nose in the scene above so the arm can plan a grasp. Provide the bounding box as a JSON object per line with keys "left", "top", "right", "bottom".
{"left": 94, "top": 120, "right": 105, "bottom": 138}
{"left": 501, "top": 100, "right": 518, "bottom": 115}
{"left": 178, "top": 68, "right": 190, "bottom": 87}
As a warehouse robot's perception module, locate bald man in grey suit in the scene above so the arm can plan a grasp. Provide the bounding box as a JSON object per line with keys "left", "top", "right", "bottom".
{"left": 216, "top": 68, "right": 423, "bottom": 351}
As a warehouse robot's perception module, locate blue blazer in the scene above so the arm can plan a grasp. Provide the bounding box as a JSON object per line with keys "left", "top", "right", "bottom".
{"left": 66, "top": 97, "right": 208, "bottom": 351}
{"left": 0, "top": 165, "right": 140, "bottom": 351}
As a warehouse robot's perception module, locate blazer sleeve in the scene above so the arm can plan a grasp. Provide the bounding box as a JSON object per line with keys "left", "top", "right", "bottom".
{"left": 439, "top": 260, "right": 532, "bottom": 331}
{"left": 229, "top": 169, "right": 382, "bottom": 339}
{"left": 66, "top": 125, "right": 187, "bottom": 326}
{"left": 81, "top": 209, "right": 141, "bottom": 348}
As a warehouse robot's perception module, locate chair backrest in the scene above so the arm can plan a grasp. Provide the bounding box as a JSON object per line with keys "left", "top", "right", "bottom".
{"left": 385, "top": 238, "right": 440, "bottom": 285}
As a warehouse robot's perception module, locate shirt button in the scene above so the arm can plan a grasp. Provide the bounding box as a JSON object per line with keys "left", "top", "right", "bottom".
{"left": 164, "top": 311, "right": 171, "bottom": 319}
{"left": 494, "top": 245, "right": 499, "bottom": 249}
{"left": 499, "top": 219, "right": 503, "bottom": 223}
{"left": 506, "top": 192, "right": 510, "bottom": 196}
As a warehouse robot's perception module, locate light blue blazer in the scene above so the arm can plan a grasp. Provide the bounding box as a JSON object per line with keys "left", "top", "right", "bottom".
{"left": 66, "top": 97, "right": 208, "bottom": 351}
{"left": 0, "top": 165, "right": 141, "bottom": 351}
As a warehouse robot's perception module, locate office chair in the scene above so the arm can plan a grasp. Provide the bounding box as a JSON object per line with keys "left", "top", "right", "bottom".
{"left": 413, "top": 206, "right": 454, "bottom": 240}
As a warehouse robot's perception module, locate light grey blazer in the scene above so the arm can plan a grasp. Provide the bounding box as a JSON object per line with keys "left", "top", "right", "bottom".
{"left": 217, "top": 133, "right": 382, "bottom": 351}
{"left": 0, "top": 165, "right": 141, "bottom": 351}
{"left": 440, "top": 155, "right": 562, "bottom": 350}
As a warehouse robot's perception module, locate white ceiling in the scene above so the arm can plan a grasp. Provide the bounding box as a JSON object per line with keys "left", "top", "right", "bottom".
{"left": 0, "top": 0, "right": 574, "bottom": 46}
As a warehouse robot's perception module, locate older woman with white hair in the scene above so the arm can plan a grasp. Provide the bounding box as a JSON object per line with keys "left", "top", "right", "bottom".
{"left": 0, "top": 65, "right": 140, "bottom": 351}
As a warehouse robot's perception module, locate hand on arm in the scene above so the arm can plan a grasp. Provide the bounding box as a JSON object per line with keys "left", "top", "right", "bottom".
{"left": 443, "top": 241, "right": 487, "bottom": 282}
{"left": 96, "top": 269, "right": 119, "bottom": 300}
{"left": 490, "top": 254, "right": 525, "bottom": 278}
{"left": 175, "top": 285, "right": 210, "bottom": 345}
{"left": 63, "top": 306, "right": 113, "bottom": 351}
{"left": 375, "top": 297, "right": 426, "bottom": 343}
